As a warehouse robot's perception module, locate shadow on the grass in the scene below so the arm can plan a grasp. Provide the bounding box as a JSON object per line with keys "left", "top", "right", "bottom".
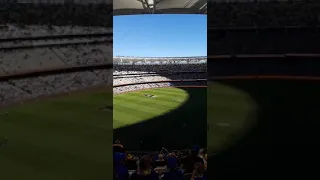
{"left": 113, "top": 87, "right": 207, "bottom": 151}
{"left": 208, "top": 79, "right": 320, "bottom": 177}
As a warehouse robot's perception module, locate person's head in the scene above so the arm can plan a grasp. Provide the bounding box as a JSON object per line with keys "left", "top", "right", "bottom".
{"left": 114, "top": 140, "right": 121, "bottom": 144}
{"left": 168, "top": 152, "right": 176, "bottom": 157}
{"left": 139, "top": 155, "right": 152, "bottom": 171}
{"left": 199, "top": 149, "right": 204, "bottom": 155}
{"left": 158, "top": 154, "right": 164, "bottom": 161}
{"left": 133, "top": 156, "right": 139, "bottom": 161}
{"left": 191, "top": 145, "right": 200, "bottom": 156}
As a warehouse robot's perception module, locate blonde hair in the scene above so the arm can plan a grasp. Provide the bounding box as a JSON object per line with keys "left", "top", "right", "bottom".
{"left": 158, "top": 154, "right": 164, "bottom": 160}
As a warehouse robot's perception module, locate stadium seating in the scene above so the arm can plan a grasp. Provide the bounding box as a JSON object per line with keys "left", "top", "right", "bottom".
{"left": 208, "top": 1, "right": 320, "bottom": 55}
{"left": 0, "top": 69, "right": 111, "bottom": 105}
{"left": 0, "top": 45, "right": 111, "bottom": 75}
{"left": 208, "top": 1, "right": 320, "bottom": 27}
{"left": 0, "top": 24, "right": 111, "bottom": 106}
{"left": 113, "top": 63, "right": 207, "bottom": 94}
{"left": 0, "top": 3, "right": 112, "bottom": 27}
{"left": 0, "top": 2, "right": 112, "bottom": 106}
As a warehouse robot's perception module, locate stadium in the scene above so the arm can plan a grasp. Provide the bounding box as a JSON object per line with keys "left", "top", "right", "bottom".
{"left": 113, "top": 56, "right": 208, "bottom": 178}
{"left": 0, "top": 1, "right": 113, "bottom": 179}
{"left": 113, "top": 1, "right": 208, "bottom": 179}
{"left": 113, "top": 56, "right": 207, "bottom": 150}
{"left": 207, "top": 0, "right": 320, "bottom": 178}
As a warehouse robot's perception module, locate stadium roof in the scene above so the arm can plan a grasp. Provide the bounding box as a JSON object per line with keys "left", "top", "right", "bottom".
{"left": 113, "top": 0, "right": 207, "bottom": 15}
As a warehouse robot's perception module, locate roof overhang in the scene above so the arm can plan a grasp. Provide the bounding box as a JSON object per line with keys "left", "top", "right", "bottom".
{"left": 113, "top": 0, "right": 207, "bottom": 15}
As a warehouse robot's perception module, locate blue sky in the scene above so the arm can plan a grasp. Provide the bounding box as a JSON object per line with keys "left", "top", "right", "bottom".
{"left": 113, "top": 14, "right": 207, "bottom": 57}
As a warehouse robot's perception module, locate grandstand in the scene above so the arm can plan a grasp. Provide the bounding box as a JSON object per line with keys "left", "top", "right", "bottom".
{"left": 207, "top": 0, "right": 320, "bottom": 179}
{"left": 0, "top": 27, "right": 112, "bottom": 103}
{"left": 0, "top": 2, "right": 112, "bottom": 26}
{"left": 0, "top": 2, "right": 112, "bottom": 179}
{"left": 113, "top": 56, "right": 206, "bottom": 93}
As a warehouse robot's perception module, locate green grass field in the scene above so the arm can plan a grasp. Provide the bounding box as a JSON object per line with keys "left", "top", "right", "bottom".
{"left": 113, "top": 85, "right": 258, "bottom": 152}
{"left": 0, "top": 89, "right": 112, "bottom": 180}
{"left": 0, "top": 83, "right": 259, "bottom": 178}
{"left": 113, "top": 87, "right": 207, "bottom": 150}
{"left": 113, "top": 88, "right": 190, "bottom": 129}
{"left": 207, "top": 82, "right": 258, "bottom": 155}
{"left": 207, "top": 79, "right": 320, "bottom": 177}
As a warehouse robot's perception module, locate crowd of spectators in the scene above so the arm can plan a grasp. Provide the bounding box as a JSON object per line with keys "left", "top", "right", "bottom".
{"left": 0, "top": 24, "right": 111, "bottom": 76}
{"left": 0, "top": 3, "right": 112, "bottom": 27}
{"left": 113, "top": 64, "right": 207, "bottom": 94}
{"left": 0, "top": 37, "right": 110, "bottom": 48}
{"left": 208, "top": 1, "right": 320, "bottom": 55}
{"left": 113, "top": 141, "right": 207, "bottom": 180}
{"left": 0, "top": 44, "right": 111, "bottom": 75}
{"left": 0, "top": 25, "right": 111, "bottom": 106}
{"left": 208, "top": 55, "right": 320, "bottom": 77}
{"left": 114, "top": 73, "right": 206, "bottom": 86}
{"left": 0, "top": 69, "right": 111, "bottom": 106}
{"left": 209, "top": 1, "right": 320, "bottom": 27}
{"left": 114, "top": 81, "right": 206, "bottom": 95}
{"left": 114, "top": 82, "right": 174, "bottom": 94}
{"left": 0, "top": 25, "right": 111, "bottom": 38}
{"left": 114, "top": 64, "right": 206, "bottom": 73}
{"left": 209, "top": 26, "right": 320, "bottom": 55}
